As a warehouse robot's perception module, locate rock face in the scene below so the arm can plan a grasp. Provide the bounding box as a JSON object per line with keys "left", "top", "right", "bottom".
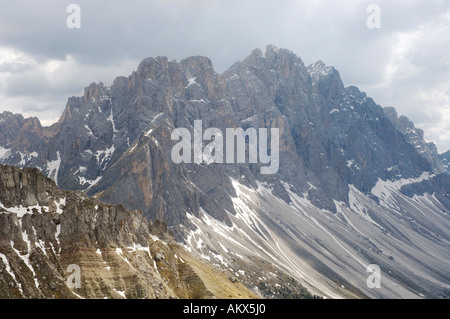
{"left": 0, "top": 164, "right": 257, "bottom": 299}
{"left": 383, "top": 107, "right": 446, "bottom": 174}
{"left": 440, "top": 150, "right": 450, "bottom": 173}
{"left": 1, "top": 45, "right": 449, "bottom": 299}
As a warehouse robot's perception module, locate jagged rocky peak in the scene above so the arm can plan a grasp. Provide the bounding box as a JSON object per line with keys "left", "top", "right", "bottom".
{"left": 135, "top": 56, "right": 170, "bottom": 82}
{"left": 82, "top": 81, "right": 108, "bottom": 103}
{"left": 0, "top": 112, "right": 56, "bottom": 174}
{"left": 307, "top": 60, "right": 342, "bottom": 85}
{"left": 440, "top": 150, "right": 450, "bottom": 173}
{"left": 263, "top": 44, "right": 304, "bottom": 64}
{"left": 242, "top": 45, "right": 307, "bottom": 74}
{"left": 235, "top": 44, "right": 313, "bottom": 118}
{"left": 383, "top": 106, "right": 445, "bottom": 174}
{"left": 0, "top": 111, "right": 46, "bottom": 137}
{"left": 0, "top": 111, "right": 22, "bottom": 123}
{"left": 385, "top": 106, "right": 425, "bottom": 138}
{"left": 180, "top": 55, "right": 215, "bottom": 75}
{"left": 248, "top": 47, "right": 264, "bottom": 59}
{"left": 307, "top": 60, "right": 344, "bottom": 102}
{"left": 308, "top": 60, "right": 332, "bottom": 79}
{"left": 382, "top": 106, "right": 398, "bottom": 123}
{"left": 263, "top": 44, "right": 294, "bottom": 66}
{"left": 180, "top": 55, "right": 221, "bottom": 100}
{"left": 0, "top": 164, "right": 62, "bottom": 208}
{"left": 0, "top": 112, "right": 28, "bottom": 143}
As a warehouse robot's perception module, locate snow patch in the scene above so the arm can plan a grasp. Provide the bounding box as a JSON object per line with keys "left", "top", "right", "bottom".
{"left": 108, "top": 108, "right": 118, "bottom": 134}
{"left": 113, "top": 289, "right": 126, "bottom": 298}
{"left": 371, "top": 172, "right": 433, "bottom": 210}
{"left": 0, "top": 146, "right": 11, "bottom": 160}
{"left": 95, "top": 146, "right": 115, "bottom": 167}
{"left": 329, "top": 109, "right": 340, "bottom": 114}
{"left": 0, "top": 252, "right": 23, "bottom": 295}
{"left": 11, "top": 237, "right": 40, "bottom": 289}
{"left": 348, "top": 185, "right": 383, "bottom": 228}
{"left": 54, "top": 197, "right": 66, "bottom": 214}
{"left": 84, "top": 124, "right": 95, "bottom": 137}
{"left": 78, "top": 176, "right": 101, "bottom": 189}
{"left": 186, "top": 77, "right": 198, "bottom": 88}
{"left": 46, "top": 151, "right": 61, "bottom": 185}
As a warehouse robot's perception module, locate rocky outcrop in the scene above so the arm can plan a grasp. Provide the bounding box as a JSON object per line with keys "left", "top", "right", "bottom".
{"left": 0, "top": 164, "right": 257, "bottom": 299}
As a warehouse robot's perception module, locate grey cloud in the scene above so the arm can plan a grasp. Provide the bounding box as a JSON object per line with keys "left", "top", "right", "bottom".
{"left": 0, "top": 0, "right": 449, "bottom": 152}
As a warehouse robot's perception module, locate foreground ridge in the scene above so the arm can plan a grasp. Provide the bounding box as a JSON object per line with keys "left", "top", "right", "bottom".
{"left": 0, "top": 164, "right": 260, "bottom": 299}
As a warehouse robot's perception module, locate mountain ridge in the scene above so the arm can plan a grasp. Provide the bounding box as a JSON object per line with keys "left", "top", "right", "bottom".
{"left": 1, "top": 45, "right": 449, "bottom": 298}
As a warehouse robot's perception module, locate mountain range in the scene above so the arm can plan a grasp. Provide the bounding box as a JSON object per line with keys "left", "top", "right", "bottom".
{"left": 1, "top": 45, "right": 449, "bottom": 299}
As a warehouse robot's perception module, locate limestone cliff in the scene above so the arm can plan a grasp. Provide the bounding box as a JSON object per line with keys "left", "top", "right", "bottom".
{"left": 0, "top": 164, "right": 256, "bottom": 299}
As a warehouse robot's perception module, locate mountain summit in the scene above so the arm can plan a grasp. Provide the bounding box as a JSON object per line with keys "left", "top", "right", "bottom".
{"left": 1, "top": 45, "right": 449, "bottom": 298}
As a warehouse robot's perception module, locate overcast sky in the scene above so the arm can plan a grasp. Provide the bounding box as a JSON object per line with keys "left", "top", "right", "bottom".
{"left": 1, "top": 0, "right": 449, "bottom": 153}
